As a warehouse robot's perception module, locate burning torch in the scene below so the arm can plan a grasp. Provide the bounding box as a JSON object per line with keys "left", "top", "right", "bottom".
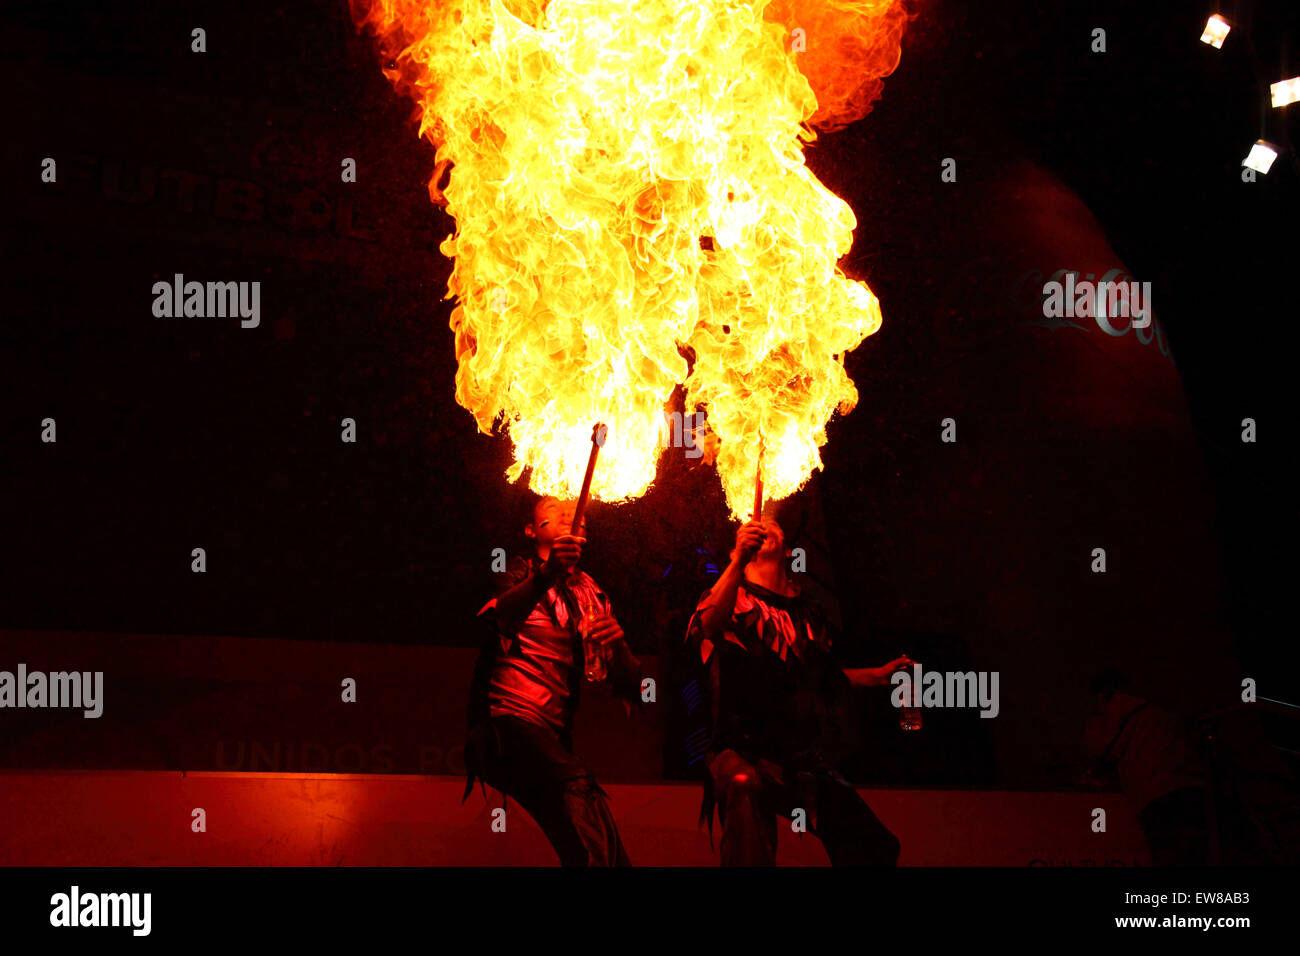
{"left": 572, "top": 422, "right": 609, "bottom": 681}
{"left": 571, "top": 422, "right": 607, "bottom": 537}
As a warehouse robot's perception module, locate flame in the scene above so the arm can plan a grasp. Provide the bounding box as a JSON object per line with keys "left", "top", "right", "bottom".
{"left": 352, "top": 0, "right": 909, "bottom": 518}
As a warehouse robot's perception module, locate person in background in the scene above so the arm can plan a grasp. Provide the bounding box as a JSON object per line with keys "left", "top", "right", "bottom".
{"left": 1084, "top": 670, "right": 1213, "bottom": 866}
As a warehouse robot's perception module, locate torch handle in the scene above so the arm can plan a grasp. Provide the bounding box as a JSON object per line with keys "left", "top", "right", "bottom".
{"left": 753, "top": 435, "right": 764, "bottom": 522}
{"left": 571, "top": 423, "right": 606, "bottom": 533}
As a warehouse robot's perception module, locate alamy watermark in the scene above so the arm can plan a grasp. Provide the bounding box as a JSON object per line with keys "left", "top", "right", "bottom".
{"left": 592, "top": 411, "right": 706, "bottom": 459}
{"left": 152, "top": 273, "right": 261, "bottom": 328}
{"left": 0, "top": 664, "right": 103, "bottom": 717}
{"left": 50, "top": 886, "right": 150, "bottom": 936}
{"left": 1041, "top": 271, "right": 1151, "bottom": 329}
{"left": 890, "top": 663, "right": 999, "bottom": 718}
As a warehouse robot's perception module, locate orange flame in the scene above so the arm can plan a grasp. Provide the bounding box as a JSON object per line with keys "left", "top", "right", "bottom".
{"left": 353, "top": 0, "right": 909, "bottom": 519}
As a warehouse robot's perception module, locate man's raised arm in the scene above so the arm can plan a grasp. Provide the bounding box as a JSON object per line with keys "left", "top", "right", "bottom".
{"left": 490, "top": 534, "right": 584, "bottom": 635}
{"left": 697, "top": 521, "right": 766, "bottom": 640}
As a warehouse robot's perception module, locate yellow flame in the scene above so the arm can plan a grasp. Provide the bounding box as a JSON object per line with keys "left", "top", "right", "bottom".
{"left": 353, "top": 0, "right": 908, "bottom": 518}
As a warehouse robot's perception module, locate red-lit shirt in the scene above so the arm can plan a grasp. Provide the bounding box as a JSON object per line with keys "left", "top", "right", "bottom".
{"left": 478, "top": 556, "right": 610, "bottom": 735}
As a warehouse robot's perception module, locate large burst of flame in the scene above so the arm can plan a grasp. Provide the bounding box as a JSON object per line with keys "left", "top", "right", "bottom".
{"left": 353, "top": 0, "right": 909, "bottom": 519}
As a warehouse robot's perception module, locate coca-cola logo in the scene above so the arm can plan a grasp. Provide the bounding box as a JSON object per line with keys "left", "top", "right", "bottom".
{"left": 1017, "top": 268, "right": 1173, "bottom": 362}
{"left": 935, "top": 259, "right": 1175, "bottom": 365}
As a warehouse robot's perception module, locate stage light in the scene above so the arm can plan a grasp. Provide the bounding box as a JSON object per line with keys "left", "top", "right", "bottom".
{"left": 1200, "top": 14, "right": 1231, "bottom": 48}
{"left": 1271, "top": 76, "right": 1300, "bottom": 108}
{"left": 1242, "top": 140, "right": 1279, "bottom": 174}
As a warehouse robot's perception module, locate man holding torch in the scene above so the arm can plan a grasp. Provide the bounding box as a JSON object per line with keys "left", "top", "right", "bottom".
{"left": 686, "top": 511, "right": 912, "bottom": 866}
{"left": 463, "top": 492, "right": 644, "bottom": 866}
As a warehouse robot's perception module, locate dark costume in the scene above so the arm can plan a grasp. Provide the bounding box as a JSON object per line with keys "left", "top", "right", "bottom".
{"left": 463, "top": 553, "right": 642, "bottom": 866}
{"left": 685, "top": 578, "right": 901, "bottom": 866}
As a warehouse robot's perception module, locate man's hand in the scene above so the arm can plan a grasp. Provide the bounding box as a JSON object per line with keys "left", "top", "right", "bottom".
{"left": 591, "top": 613, "right": 642, "bottom": 718}
{"left": 698, "top": 522, "right": 767, "bottom": 641}
{"left": 735, "top": 521, "right": 766, "bottom": 564}
{"left": 542, "top": 534, "right": 585, "bottom": 581}
{"left": 880, "top": 655, "right": 915, "bottom": 676}
{"left": 587, "top": 613, "right": 625, "bottom": 645}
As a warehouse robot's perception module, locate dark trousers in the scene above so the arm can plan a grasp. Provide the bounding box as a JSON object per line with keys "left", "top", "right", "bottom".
{"left": 1139, "top": 786, "right": 1211, "bottom": 866}
{"left": 708, "top": 748, "right": 901, "bottom": 866}
{"left": 466, "top": 715, "right": 631, "bottom": 866}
